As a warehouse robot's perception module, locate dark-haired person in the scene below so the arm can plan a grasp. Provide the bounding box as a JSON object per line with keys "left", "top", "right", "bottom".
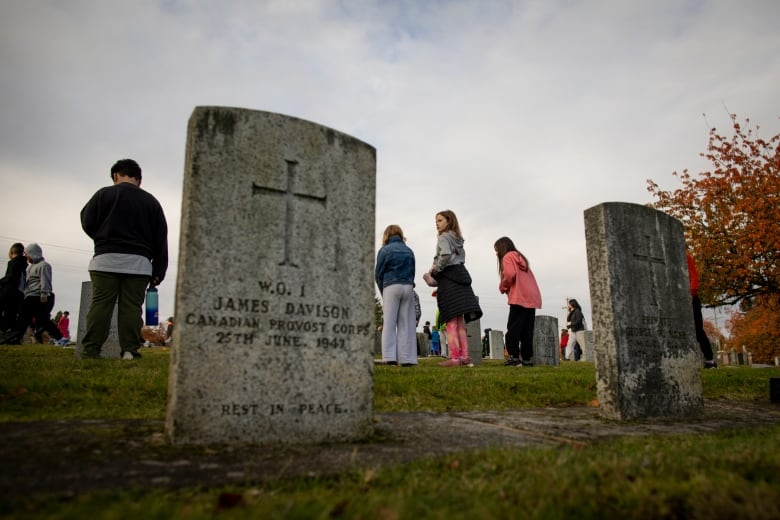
{"left": 0, "top": 243, "right": 27, "bottom": 331}
{"left": 565, "top": 299, "right": 586, "bottom": 361}
{"left": 80, "top": 159, "right": 168, "bottom": 360}
{"left": 494, "top": 237, "right": 542, "bottom": 367}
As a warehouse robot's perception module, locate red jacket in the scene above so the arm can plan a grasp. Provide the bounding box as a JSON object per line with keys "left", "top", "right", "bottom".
{"left": 686, "top": 254, "right": 699, "bottom": 297}
{"left": 498, "top": 251, "right": 542, "bottom": 309}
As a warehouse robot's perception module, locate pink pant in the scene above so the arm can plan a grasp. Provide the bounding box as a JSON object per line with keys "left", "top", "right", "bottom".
{"left": 445, "top": 316, "right": 468, "bottom": 359}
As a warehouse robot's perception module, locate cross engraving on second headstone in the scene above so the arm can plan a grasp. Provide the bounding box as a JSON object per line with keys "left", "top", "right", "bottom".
{"left": 632, "top": 235, "right": 665, "bottom": 307}
{"left": 252, "top": 159, "right": 326, "bottom": 267}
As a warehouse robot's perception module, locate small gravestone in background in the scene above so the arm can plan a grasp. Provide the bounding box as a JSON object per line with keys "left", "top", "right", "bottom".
{"left": 532, "top": 315, "right": 559, "bottom": 366}
{"left": 166, "top": 107, "right": 376, "bottom": 445}
{"left": 416, "top": 332, "right": 428, "bottom": 357}
{"left": 75, "top": 281, "right": 120, "bottom": 359}
{"left": 466, "top": 318, "right": 483, "bottom": 366}
{"left": 489, "top": 330, "right": 505, "bottom": 360}
{"left": 583, "top": 330, "right": 594, "bottom": 361}
{"left": 585, "top": 202, "right": 703, "bottom": 420}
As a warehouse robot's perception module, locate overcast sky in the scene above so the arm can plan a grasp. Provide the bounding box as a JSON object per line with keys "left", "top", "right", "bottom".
{"left": 1, "top": 0, "right": 778, "bottom": 340}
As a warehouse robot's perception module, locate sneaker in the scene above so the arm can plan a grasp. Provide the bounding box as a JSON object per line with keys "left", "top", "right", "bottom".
{"left": 503, "top": 357, "right": 521, "bottom": 366}
{"left": 400, "top": 363, "right": 415, "bottom": 367}
{"left": 520, "top": 360, "right": 534, "bottom": 367}
{"left": 460, "top": 357, "right": 474, "bottom": 368}
{"left": 56, "top": 338, "right": 70, "bottom": 346}
{"left": 438, "top": 358, "right": 462, "bottom": 367}
{"left": 386, "top": 361, "right": 398, "bottom": 366}
{"left": 704, "top": 360, "right": 717, "bottom": 369}
{"left": 122, "top": 352, "right": 134, "bottom": 360}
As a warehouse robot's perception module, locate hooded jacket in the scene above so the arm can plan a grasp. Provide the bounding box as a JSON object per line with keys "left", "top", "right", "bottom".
{"left": 23, "top": 243, "right": 53, "bottom": 298}
{"left": 431, "top": 231, "right": 465, "bottom": 274}
{"left": 498, "top": 251, "right": 542, "bottom": 309}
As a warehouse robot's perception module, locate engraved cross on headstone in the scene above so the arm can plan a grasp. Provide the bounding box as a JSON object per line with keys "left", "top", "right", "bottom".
{"left": 633, "top": 235, "right": 665, "bottom": 307}
{"left": 252, "top": 160, "right": 326, "bottom": 267}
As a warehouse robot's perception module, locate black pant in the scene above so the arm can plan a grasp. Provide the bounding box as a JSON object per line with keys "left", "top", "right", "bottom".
{"left": 692, "top": 294, "right": 714, "bottom": 360}
{"left": 14, "top": 294, "right": 62, "bottom": 344}
{"left": 505, "top": 304, "right": 536, "bottom": 361}
{"left": 0, "top": 290, "right": 23, "bottom": 331}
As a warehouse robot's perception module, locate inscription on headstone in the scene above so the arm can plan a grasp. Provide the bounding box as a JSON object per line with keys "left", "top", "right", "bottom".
{"left": 75, "top": 281, "right": 120, "bottom": 359}
{"left": 166, "top": 107, "right": 376, "bottom": 444}
{"left": 584, "top": 202, "right": 703, "bottom": 420}
{"left": 532, "top": 315, "right": 559, "bottom": 366}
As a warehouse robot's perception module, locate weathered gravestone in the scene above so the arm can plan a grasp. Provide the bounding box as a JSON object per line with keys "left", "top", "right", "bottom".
{"left": 75, "top": 281, "right": 120, "bottom": 359}
{"left": 489, "top": 330, "right": 505, "bottom": 360}
{"left": 583, "top": 330, "right": 594, "bottom": 362}
{"left": 584, "top": 202, "right": 703, "bottom": 420}
{"left": 416, "top": 332, "right": 428, "bottom": 357}
{"left": 466, "top": 318, "right": 483, "bottom": 366}
{"left": 166, "top": 107, "right": 376, "bottom": 444}
{"left": 532, "top": 315, "right": 559, "bottom": 366}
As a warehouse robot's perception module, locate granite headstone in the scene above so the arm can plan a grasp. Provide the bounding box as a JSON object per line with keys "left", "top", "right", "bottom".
{"left": 489, "top": 330, "right": 505, "bottom": 360}
{"left": 532, "top": 315, "right": 559, "bottom": 366}
{"left": 166, "top": 107, "right": 376, "bottom": 444}
{"left": 584, "top": 202, "right": 703, "bottom": 420}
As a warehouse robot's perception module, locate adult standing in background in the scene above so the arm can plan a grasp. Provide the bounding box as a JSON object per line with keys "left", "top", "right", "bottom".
{"left": 375, "top": 225, "right": 417, "bottom": 366}
{"left": 494, "top": 237, "right": 542, "bottom": 367}
{"left": 687, "top": 254, "right": 717, "bottom": 369}
{"left": 566, "top": 299, "right": 586, "bottom": 361}
{"left": 80, "top": 159, "right": 168, "bottom": 360}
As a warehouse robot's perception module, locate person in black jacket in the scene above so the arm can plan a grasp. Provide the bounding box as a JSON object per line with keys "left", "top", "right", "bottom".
{"left": 80, "top": 159, "right": 168, "bottom": 360}
{"left": 565, "top": 298, "right": 586, "bottom": 361}
{"left": 0, "top": 243, "right": 27, "bottom": 331}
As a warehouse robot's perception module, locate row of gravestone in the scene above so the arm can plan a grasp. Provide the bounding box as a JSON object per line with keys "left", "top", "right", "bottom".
{"left": 388, "top": 317, "right": 594, "bottom": 366}
{"left": 79, "top": 107, "right": 708, "bottom": 445}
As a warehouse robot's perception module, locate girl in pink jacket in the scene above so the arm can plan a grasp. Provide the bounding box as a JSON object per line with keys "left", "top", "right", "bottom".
{"left": 495, "top": 237, "right": 542, "bottom": 366}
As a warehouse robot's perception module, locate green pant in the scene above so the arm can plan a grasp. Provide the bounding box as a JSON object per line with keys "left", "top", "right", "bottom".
{"left": 81, "top": 271, "right": 149, "bottom": 358}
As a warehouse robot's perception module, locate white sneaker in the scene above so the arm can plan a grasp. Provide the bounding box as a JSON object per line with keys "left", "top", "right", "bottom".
{"left": 122, "top": 352, "right": 134, "bottom": 360}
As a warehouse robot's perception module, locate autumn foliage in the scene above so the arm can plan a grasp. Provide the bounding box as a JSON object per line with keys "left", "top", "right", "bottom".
{"left": 647, "top": 114, "right": 780, "bottom": 362}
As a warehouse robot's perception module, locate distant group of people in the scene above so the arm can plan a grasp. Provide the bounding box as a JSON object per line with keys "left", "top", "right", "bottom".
{"left": 375, "top": 208, "right": 717, "bottom": 370}
{"left": 0, "top": 242, "right": 70, "bottom": 346}
{"left": 375, "top": 210, "right": 484, "bottom": 368}
{"left": 378, "top": 209, "right": 555, "bottom": 368}
{"left": 1, "top": 159, "right": 169, "bottom": 360}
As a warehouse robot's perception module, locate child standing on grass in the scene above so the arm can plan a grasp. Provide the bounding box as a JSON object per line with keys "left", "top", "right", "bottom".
{"left": 494, "top": 237, "right": 542, "bottom": 367}
{"left": 424, "top": 210, "right": 482, "bottom": 367}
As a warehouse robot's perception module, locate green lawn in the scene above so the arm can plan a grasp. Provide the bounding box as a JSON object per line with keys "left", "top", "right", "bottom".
{"left": 1, "top": 345, "right": 779, "bottom": 519}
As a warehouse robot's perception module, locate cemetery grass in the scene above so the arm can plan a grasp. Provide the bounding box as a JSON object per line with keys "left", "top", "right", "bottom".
{"left": 1, "top": 347, "right": 779, "bottom": 519}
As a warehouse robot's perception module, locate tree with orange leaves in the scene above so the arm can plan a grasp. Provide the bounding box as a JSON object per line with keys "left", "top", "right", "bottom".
{"left": 647, "top": 114, "right": 780, "bottom": 307}
{"left": 647, "top": 114, "right": 780, "bottom": 363}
